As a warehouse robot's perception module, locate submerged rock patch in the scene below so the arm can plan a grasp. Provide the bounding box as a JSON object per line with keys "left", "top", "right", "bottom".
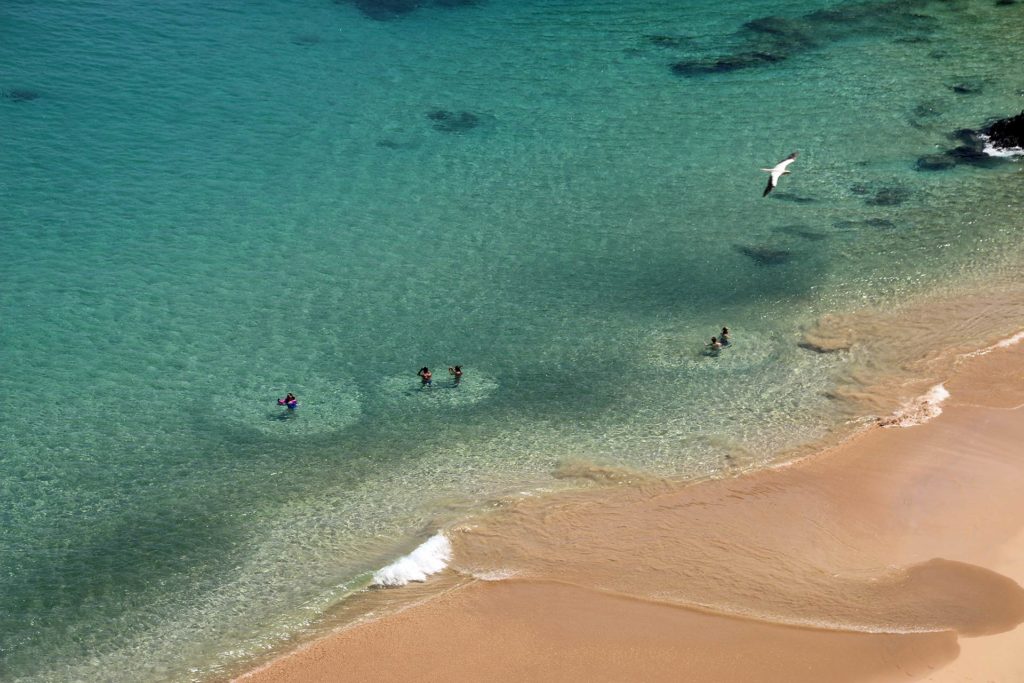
{"left": 427, "top": 109, "right": 481, "bottom": 133}
{"left": 734, "top": 244, "right": 794, "bottom": 266}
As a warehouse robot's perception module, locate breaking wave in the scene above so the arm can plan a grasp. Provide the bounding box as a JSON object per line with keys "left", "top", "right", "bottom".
{"left": 980, "top": 134, "right": 1024, "bottom": 158}
{"left": 372, "top": 533, "right": 452, "bottom": 587}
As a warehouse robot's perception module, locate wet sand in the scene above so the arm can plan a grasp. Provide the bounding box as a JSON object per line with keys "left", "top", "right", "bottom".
{"left": 239, "top": 339, "right": 1024, "bottom": 683}
{"left": 241, "top": 579, "right": 962, "bottom": 683}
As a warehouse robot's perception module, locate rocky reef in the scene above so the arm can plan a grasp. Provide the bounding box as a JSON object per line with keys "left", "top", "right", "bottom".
{"left": 916, "top": 110, "right": 1024, "bottom": 171}
{"left": 983, "top": 110, "right": 1024, "bottom": 150}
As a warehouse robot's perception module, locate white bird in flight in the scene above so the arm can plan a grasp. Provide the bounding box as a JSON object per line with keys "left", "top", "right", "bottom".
{"left": 761, "top": 151, "right": 798, "bottom": 197}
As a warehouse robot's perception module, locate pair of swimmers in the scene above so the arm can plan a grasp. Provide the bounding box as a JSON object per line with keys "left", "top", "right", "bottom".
{"left": 418, "top": 365, "right": 463, "bottom": 387}
{"left": 707, "top": 326, "right": 731, "bottom": 351}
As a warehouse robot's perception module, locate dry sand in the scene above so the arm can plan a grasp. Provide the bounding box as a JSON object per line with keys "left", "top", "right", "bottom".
{"left": 239, "top": 340, "right": 1024, "bottom": 683}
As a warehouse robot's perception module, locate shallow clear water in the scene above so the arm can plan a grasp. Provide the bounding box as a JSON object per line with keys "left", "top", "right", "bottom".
{"left": 1, "top": 0, "right": 1022, "bottom": 679}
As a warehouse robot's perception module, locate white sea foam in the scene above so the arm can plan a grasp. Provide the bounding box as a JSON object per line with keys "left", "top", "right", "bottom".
{"left": 372, "top": 533, "right": 452, "bottom": 587}
{"left": 980, "top": 134, "right": 1024, "bottom": 158}
{"left": 880, "top": 383, "right": 950, "bottom": 428}
{"left": 471, "top": 568, "right": 519, "bottom": 581}
{"left": 982, "top": 330, "right": 1024, "bottom": 352}
{"left": 993, "top": 331, "right": 1024, "bottom": 348}
{"left": 962, "top": 330, "right": 1024, "bottom": 359}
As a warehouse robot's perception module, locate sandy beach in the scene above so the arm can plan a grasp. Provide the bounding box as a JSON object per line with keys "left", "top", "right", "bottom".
{"left": 239, "top": 338, "right": 1024, "bottom": 683}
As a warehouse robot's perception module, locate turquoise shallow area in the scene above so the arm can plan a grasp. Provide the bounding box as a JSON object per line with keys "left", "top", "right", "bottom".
{"left": 1, "top": 0, "right": 1022, "bottom": 679}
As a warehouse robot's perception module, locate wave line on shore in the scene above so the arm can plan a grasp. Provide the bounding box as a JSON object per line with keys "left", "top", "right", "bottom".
{"left": 879, "top": 383, "right": 950, "bottom": 427}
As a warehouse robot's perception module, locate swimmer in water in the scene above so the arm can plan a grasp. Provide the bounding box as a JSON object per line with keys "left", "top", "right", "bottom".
{"left": 448, "top": 365, "right": 463, "bottom": 386}
{"left": 418, "top": 367, "right": 433, "bottom": 386}
{"left": 720, "top": 327, "right": 731, "bottom": 346}
{"left": 279, "top": 392, "right": 298, "bottom": 410}
{"left": 708, "top": 336, "right": 723, "bottom": 351}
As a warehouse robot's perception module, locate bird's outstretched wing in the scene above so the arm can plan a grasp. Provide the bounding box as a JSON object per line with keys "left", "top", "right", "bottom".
{"left": 761, "top": 152, "right": 798, "bottom": 197}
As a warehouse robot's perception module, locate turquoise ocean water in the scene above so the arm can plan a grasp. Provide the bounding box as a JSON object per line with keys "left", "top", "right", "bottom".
{"left": 2, "top": 0, "right": 1023, "bottom": 679}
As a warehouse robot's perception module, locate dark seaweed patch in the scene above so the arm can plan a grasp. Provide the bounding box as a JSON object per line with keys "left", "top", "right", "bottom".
{"left": 798, "top": 340, "right": 848, "bottom": 354}
{"left": 909, "top": 100, "right": 944, "bottom": 129}
{"left": 670, "top": 0, "right": 940, "bottom": 78}
{"left": 741, "top": 15, "right": 817, "bottom": 51}
{"left": 291, "top": 34, "right": 321, "bottom": 46}
{"left": 894, "top": 35, "right": 934, "bottom": 45}
{"left": 734, "top": 244, "right": 794, "bottom": 265}
{"left": 949, "top": 128, "right": 978, "bottom": 145}
{"left": 944, "top": 145, "right": 1011, "bottom": 168}
{"left": 340, "top": 0, "right": 477, "bottom": 20}
{"left": 671, "top": 52, "right": 786, "bottom": 76}
{"left": 1, "top": 88, "right": 39, "bottom": 102}
{"left": 865, "top": 186, "right": 911, "bottom": 206}
{"left": 377, "top": 138, "right": 419, "bottom": 149}
{"left": 949, "top": 145, "right": 994, "bottom": 163}
{"left": 769, "top": 192, "right": 817, "bottom": 204}
{"left": 915, "top": 154, "right": 957, "bottom": 171}
{"left": 950, "top": 80, "right": 983, "bottom": 95}
{"left": 644, "top": 34, "right": 688, "bottom": 48}
{"left": 912, "top": 100, "right": 942, "bottom": 119}
{"left": 833, "top": 218, "right": 898, "bottom": 231}
{"left": 427, "top": 109, "right": 480, "bottom": 133}
{"left": 774, "top": 225, "right": 829, "bottom": 241}
{"left": 339, "top": 0, "right": 418, "bottom": 21}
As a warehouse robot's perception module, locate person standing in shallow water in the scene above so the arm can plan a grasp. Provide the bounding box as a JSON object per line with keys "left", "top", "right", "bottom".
{"left": 707, "top": 336, "right": 722, "bottom": 351}
{"left": 449, "top": 365, "right": 463, "bottom": 386}
{"left": 418, "top": 367, "right": 432, "bottom": 387}
{"left": 720, "top": 327, "right": 731, "bottom": 346}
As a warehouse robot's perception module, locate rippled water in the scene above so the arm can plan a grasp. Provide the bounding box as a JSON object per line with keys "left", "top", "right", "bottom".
{"left": 1, "top": 0, "right": 1022, "bottom": 679}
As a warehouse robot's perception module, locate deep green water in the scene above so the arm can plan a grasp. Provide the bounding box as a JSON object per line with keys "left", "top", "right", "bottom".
{"left": 2, "top": 0, "right": 1022, "bottom": 679}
